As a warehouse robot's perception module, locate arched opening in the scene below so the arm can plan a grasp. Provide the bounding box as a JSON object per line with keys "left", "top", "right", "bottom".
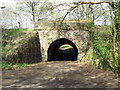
{"left": 47, "top": 38, "right": 78, "bottom": 61}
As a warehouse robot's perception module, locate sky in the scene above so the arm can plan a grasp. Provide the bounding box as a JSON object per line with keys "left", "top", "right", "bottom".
{"left": 0, "top": 0, "right": 114, "bottom": 6}
{"left": 0, "top": 0, "right": 16, "bottom": 7}
{"left": 0, "top": 0, "right": 73, "bottom": 6}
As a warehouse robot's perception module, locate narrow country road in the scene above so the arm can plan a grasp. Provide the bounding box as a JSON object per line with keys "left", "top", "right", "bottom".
{"left": 2, "top": 61, "right": 119, "bottom": 89}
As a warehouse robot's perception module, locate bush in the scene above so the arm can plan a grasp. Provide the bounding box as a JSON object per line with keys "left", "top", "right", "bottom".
{"left": 88, "top": 27, "right": 120, "bottom": 75}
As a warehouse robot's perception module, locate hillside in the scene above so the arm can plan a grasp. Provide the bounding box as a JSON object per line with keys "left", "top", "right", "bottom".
{"left": 2, "top": 28, "right": 41, "bottom": 65}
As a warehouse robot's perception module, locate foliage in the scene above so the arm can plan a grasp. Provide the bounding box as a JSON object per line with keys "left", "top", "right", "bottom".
{"left": 115, "top": 1, "right": 120, "bottom": 47}
{"left": 88, "top": 25, "right": 120, "bottom": 75}
{"left": 110, "top": 1, "right": 120, "bottom": 46}
{"left": 85, "top": 22, "right": 94, "bottom": 29}
{"left": 112, "top": 1, "right": 120, "bottom": 30}
{"left": 82, "top": 1, "right": 120, "bottom": 75}
{"left": 92, "top": 33, "right": 112, "bottom": 70}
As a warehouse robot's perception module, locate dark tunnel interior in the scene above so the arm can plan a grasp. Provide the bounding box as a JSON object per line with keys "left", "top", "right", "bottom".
{"left": 47, "top": 38, "right": 78, "bottom": 61}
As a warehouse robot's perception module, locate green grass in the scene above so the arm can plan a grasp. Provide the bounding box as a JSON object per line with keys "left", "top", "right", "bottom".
{"left": 60, "top": 44, "right": 72, "bottom": 49}
{"left": 15, "top": 63, "right": 31, "bottom": 68}
{"left": 1, "top": 62, "right": 32, "bottom": 70}
{"left": 0, "top": 62, "right": 12, "bottom": 70}
{"left": 6, "top": 28, "right": 28, "bottom": 36}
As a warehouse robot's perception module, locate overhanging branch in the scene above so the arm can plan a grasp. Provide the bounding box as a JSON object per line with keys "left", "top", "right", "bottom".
{"left": 59, "top": 1, "right": 113, "bottom": 24}
{"left": 72, "top": 1, "right": 112, "bottom": 5}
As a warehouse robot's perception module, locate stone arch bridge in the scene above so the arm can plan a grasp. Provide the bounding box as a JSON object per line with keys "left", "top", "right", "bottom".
{"left": 35, "top": 20, "right": 91, "bottom": 62}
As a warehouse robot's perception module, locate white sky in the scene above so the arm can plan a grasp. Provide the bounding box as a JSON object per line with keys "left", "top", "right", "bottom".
{"left": 0, "top": 0, "right": 73, "bottom": 6}
{"left": 0, "top": 0, "right": 75, "bottom": 10}
{"left": 0, "top": 0, "right": 15, "bottom": 7}
{"left": 0, "top": 0, "right": 114, "bottom": 7}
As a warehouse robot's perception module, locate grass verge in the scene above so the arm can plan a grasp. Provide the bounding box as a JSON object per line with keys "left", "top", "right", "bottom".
{"left": 0, "top": 62, "right": 32, "bottom": 70}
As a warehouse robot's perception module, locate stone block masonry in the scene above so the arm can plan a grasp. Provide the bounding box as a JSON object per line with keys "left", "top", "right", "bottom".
{"left": 38, "top": 29, "right": 90, "bottom": 62}
{"left": 35, "top": 20, "right": 91, "bottom": 62}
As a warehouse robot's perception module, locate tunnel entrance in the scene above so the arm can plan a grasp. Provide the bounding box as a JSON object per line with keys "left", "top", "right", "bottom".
{"left": 47, "top": 38, "right": 78, "bottom": 61}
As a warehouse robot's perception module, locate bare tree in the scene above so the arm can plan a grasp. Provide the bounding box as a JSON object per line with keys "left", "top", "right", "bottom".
{"left": 58, "top": 1, "right": 112, "bottom": 24}
{"left": 18, "top": 0, "right": 53, "bottom": 25}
